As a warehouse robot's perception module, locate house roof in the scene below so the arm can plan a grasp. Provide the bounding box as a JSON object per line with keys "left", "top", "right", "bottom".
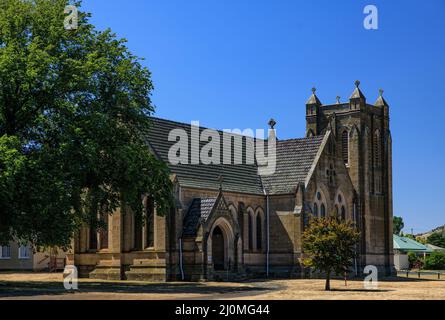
{"left": 144, "top": 117, "right": 325, "bottom": 195}
{"left": 425, "top": 243, "right": 445, "bottom": 252}
{"left": 393, "top": 235, "right": 433, "bottom": 252}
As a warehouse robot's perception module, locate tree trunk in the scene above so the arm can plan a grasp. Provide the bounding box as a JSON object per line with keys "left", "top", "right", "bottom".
{"left": 325, "top": 270, "right": 331, "bottom": 291}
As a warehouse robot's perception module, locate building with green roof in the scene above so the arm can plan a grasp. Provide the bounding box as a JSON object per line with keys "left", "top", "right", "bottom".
{"left": 393, "top": 234, "right": 432, "bottom": 270}
{"left": 393, "top": 235, "right": 432, "bottom": 253}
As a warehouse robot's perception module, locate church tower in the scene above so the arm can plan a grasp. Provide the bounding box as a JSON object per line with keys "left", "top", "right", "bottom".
{"left": 305, "top": 81, "right": 394, "bottom": 275}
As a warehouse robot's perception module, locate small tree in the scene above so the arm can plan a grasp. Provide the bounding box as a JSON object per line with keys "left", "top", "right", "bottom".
{"left": 393, "top": 216, "right": 404, "bottom": 235}
{"left": 407, "top": 251, "right": 423, "bottom": 269}
{"left": 302, "top": 215, "right": 360, "bottom": 291}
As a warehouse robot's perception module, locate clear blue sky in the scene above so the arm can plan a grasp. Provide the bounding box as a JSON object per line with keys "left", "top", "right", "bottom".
{"left": 81, "top": 0, "right": 445, "bottom": 234}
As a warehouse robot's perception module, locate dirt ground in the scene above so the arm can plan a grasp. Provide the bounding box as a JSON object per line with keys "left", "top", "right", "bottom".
{"left": 0, "top": 272, "right": 444, "bottom": 300}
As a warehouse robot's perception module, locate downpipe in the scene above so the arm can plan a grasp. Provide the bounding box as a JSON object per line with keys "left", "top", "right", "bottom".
{"left": 264, "top": 188, "right": 270, "bottom": 278}
{"left": 179, "top": 237, "right": 185, "bottom": 280}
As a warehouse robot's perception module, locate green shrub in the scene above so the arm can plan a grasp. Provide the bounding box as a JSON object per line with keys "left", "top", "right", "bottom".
{"left": 407, "top": 251, "right": 424, "bottom": 269}
{"left": 407, "top": 252, "right": 418, "bottom": 268}
{"left": 424, "top": 252, "right": 445, "bottom": 270}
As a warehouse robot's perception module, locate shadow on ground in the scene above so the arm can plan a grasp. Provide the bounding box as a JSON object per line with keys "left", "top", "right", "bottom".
{"left": 0, "top": 280, "right": 272, "bottom": 298}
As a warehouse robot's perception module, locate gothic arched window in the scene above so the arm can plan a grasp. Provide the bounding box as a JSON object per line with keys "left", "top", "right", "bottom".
{"left": 256, "top": 214, "right": 262, "bottom": 251}
{"left": 374, "top": 130, "right": 381, "bottom": 166}
{"left": 314, "top": 190, "right": 327, "bottom": 218}
{"left": 146, "top": 196, "right": 155, "bottom": 248}
{"left": 99, "top": 212, "right": 109, "bottom": 250}
{"left": 89, "top": 223, "right": 98, "bottom": 251}
{"left": 248, "top": 211, "right": 254, "bottom": 251}
{"left": 321, "top": 204, "right": 326, "bottom": 218}
{"left": 342, "top": 130, "right": 349, "bottom": 164}
{"left": 335, "top": 190, "right": 348, "bottom": 221}
{"left": 133, "top": 213, "right": 143, "bottom": 250}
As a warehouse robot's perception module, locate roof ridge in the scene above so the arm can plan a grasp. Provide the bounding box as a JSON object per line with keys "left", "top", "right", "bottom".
{"left": 151, "top": 117, "right": 327, "bottom": 143}
{"left": 150, "top": 116, "right": 263, "bottom": 140}
{"left": 150, "top": 116, "right": 211, "bottom": 131}
{"left": 278, "top": 135, "right": 325, "bottom": 143}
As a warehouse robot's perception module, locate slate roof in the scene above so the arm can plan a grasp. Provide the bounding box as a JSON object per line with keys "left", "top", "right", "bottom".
{"left": 261, "top": 136, "right": 325, "bottom": 194}
{"left": 143, "top": 117, "right": 325, "bottom": 196}
{"left": 144, "top": 117, "right": 264, "bottom": 194}
{"left": 182, "top": 198, "right": 217, "bottom": 236}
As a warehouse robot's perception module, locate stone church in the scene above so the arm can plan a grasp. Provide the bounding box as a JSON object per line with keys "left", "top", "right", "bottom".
{"left": 67, "top": 81, "right": 395, "bottom": 281}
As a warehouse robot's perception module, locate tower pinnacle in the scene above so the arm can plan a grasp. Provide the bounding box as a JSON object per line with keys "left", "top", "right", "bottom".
{"left": 268, "top": 118, "right": 277, "bottom": 129}
{"left": 336, "top": 96, "right": 341, "bottom": 104}
{"left": 349, "top": 80, "right": 365, "bottom": 100}
{"left": 306, "top": 87, "right": 322, "bottom": 105}
{"left": 375, "top": 88, "right": 388, "bottom": 107}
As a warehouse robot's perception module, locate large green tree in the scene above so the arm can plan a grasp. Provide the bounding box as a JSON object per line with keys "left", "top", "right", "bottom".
{"left": 302, "top": 216, "right": 360, "bottom": 291}
{"left": 0, "top": 0, "right": 173, "bottom": 248}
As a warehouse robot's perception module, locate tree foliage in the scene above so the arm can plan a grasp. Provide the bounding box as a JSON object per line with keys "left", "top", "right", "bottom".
{"left": 427, "top": 232, "right": 445, "bottom": 248}
{"left": 393, "top": 216, "right": 404, "bottom": 235}
{"left": 302, "top": 215, "right": 360, "bottom": 291}
{"left": 407, "top": 251, "right": 423, "bottom": 269}
{"left": 424, "top": 252, "right": 445, "bottom": 270}
{"left": 415, "top": 236, "right": 426, "bottom": 245}
{"left": 0, "top": 0, "right": 173, "bottom": 248}
{"left": 403, "top": 233, "right": 415, "bottom": 240}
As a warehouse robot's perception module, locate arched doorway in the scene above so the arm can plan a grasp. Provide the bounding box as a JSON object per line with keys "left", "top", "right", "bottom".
{"left": 212, "top": 226, "right": 225, "bottom": 271}
{"left": 206, "top": 216, "right": 238, "bottom": 275}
